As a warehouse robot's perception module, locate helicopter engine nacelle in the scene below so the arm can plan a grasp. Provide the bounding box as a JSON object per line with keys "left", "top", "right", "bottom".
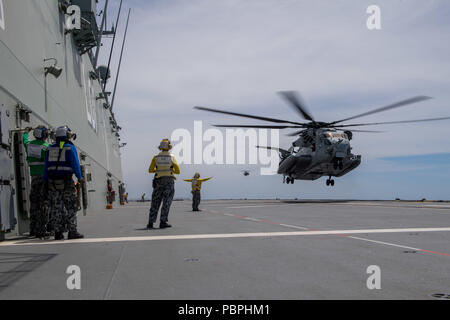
{"left": 301, "top": 129, "right": 315, "bottom": 145}
{"left": 278, "top": 150, "right": 312, "bottom": 175}
{"left": 344, "top": 130, "right": 353, "bottom": 140}
{"left": 293, "top": 129, "right": 315, "bottom": 148}
{"left": 292, "top": 137, "right": 304, "bottom": 147}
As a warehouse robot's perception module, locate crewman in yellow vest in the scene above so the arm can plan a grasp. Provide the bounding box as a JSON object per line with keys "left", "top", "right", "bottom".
{"left": 147, "top": 139, "right": 180, "bottom": 229}
{"left": 184, "top": 173, "right": 212, "bottom": 211}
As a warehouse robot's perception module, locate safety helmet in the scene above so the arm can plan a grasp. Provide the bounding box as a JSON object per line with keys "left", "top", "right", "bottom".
{"left": 193, "top": 173, "right": 200, "bottom": 179}
{"left": 33, "top": 126, "right": 48, "bottom": 140}
{"left": 55, "top": 125, "right": 73, "bottom": 140}
{"left": 158, "top": 139, "right": 172, "bottom": 151}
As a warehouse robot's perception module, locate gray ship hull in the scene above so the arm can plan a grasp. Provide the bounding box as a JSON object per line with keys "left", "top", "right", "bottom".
{"left": 0, "top": 0, "right": 124, "bottom": 238}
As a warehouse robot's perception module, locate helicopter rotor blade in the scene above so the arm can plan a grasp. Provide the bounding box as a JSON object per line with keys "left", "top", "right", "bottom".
{"left": 332, "top": 116, "right": 450, "bottom": 128}
{"left": 286, "top": 130, "right": 305, "bottom": 137}
{"left": 194, "top": 106, "right": 306, "bottom": 125}
{"left": 336, "top": 129, "right": 385, "bottom": 133}
{"left": 329, "top": 96, "right": 432, "bottom": 125}
{"left": 257, "top": 145, "right": 291, "bottom": 158}
{"left": 213, "top": 124, "right": 304, "bottom": 129}
{"left": 278, "top": 91, "right": 315, "bottom": 122}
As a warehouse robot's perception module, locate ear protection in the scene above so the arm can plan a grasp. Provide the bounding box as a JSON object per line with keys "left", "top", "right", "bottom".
{"left": 33, "top": 126, "right": 49, "bottom": 140}
{"left": 159, "top": 139, "right": 172, "bottom": 151}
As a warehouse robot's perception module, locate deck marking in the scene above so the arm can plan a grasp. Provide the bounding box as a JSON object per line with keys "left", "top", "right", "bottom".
{"left": 103, "top": 243, "right": 126, "bottom": 300}
{"left": 2, "top": 227, "right": 450, "bottom": 247}
{"left": 331, "top": 202, "right": 450, "bottom": 211}
{"left": 347, "top": 236, "right": 421, "bottom": 251}
{"left": 419, "top": 249, "right": 450, "bottom": 257}
{"left": 244, "top": 217, "right": 261, "bottom": 222}
{"left": 227, "top": 204, "right": 297, "bottom": 209}
{"left": 279, "top": 224, "right": 309, "bottom": 230}
{"left": 259, "top": 219, "right": 281, "bottom": 225}
{"left": 207, "top": 207, "right": 450, "bottom": 257}
{"left": 223, "top": 213, "right": 235, "bottom": 217}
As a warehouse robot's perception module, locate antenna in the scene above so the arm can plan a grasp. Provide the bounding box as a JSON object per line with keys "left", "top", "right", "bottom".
{"left": 103, "top": 0, "right": 123, "bottom": 93}
{"left": 94, "top": 0, "right": 109, "bottom": 68}
{"left": 110, "top": 8, "right": 131, "bottom": 112}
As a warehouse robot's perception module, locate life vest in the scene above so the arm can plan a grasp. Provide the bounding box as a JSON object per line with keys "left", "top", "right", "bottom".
{"left": 155, "top": 151, "right": 175, "bottom": 178}
{"left": 26, "top": 141, "right": 48, "bottom": 175}
{"left": 192, "top": 179, "right": 201, "bottom": 191}
{"left": 24, "top": 132, "right": 49, "bottom": 176}
{"left": 46, "top": 142, "right": 75, "bottom": 178}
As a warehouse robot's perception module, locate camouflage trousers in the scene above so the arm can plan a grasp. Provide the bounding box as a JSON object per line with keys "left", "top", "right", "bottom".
{"left": 192, "top": 191, "right": 201, "bottom": 211}
{"left": 48, "top": 179, "right": 78, "bottom": 233}
{"left": 148, "top": 177, "right": 175, "bottom": 224}
{"left": 29, "top": 176, "right": 48, "bottom": 235}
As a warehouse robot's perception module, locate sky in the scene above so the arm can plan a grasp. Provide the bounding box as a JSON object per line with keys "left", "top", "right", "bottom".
{"left": 98, "top": 0, "right": 450, "bottom": 200}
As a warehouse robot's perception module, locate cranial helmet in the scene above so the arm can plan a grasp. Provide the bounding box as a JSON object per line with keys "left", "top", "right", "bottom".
{"left": 159, "top": 139, "right": 172, "bottom": 151}
{"left": 193, "top": 173, "right": 200, "bottom": 179}
{"left": 33, "top": 126, "right": 48, "bottom": 140}
{"left": 55, "top": 126, "right": 73, "bottom": 140}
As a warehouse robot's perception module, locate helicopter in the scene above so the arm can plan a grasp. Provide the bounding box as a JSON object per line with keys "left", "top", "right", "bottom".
{"left": 242, "top": 170, "right": 251, "bottom": 176}
{"left": 195, "top": 91, "right": 450, "bottom": 186}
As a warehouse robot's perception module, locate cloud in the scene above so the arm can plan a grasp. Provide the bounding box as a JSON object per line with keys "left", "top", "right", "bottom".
{"left": 98, "top": 0, "right": 450, "bottom": 199}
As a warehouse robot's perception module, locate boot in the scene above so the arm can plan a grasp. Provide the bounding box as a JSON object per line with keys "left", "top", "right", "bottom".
{"left": 159, "top": 222, "right": 172, "bottom": 229}
{"left": 146, "top": 223, "right": 153, "bottom": 229}
{"left": 55, "top": 232, "right": 64, "bottom": 240}
{"left": 68, "top": 230, "right": 84, "bottom": 239}
{"left": 36, "top": 232, "right": 51, "bottom": 240}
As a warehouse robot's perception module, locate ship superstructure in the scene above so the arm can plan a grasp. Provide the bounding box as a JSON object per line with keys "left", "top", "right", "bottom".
{"left": 0, "top": 0, "right": 128, "bottom": 239}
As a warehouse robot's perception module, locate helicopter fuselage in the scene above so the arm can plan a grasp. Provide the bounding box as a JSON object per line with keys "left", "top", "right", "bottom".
{"left": 278, "top": 129, "right": 361, "bottom": 183}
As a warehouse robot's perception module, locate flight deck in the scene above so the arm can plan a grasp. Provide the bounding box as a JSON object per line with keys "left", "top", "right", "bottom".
{"left": 0, "top": 200, "right": 449, "bottom": 300}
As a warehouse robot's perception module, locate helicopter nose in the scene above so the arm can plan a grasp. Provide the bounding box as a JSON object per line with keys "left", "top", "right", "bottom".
{"left": 335, "top": 143, "right": 349, "bottom": 158}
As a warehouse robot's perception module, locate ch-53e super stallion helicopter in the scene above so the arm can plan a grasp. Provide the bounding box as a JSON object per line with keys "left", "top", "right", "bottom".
{"left": 195, "top": 91, "right": 450, "bottom": 186}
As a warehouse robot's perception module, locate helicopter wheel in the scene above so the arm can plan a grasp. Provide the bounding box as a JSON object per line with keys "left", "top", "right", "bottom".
{"left": 286, "top": 177, "right": 291, "bottom": 184}
{"left": 291, "top": 178, "right": 295, "bottom": 184}
{"left": 331, "top": 179, "right": 335, "bottom": 187}
{"left": 326, "top": 179, "right": 330, "bottom": 186}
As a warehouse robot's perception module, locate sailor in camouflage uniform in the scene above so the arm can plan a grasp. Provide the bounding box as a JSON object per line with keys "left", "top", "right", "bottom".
{"left": 147, "top": 139, "right": 180, "bottom": 229}
{"left": 23, "top": 126, "right": 50, "bottom": 237}
{"left": 44, "top": 126, "right": 84, "bottom": 240}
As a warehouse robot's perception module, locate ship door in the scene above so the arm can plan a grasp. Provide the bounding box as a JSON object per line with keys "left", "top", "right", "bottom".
{"left": 0, "top": 105, "right": 16, "bottom": 240}
{"left": 12, "top": 128, "right": 31, "bottom": 234}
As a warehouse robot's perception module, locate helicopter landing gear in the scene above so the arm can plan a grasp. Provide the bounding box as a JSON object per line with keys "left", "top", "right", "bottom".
{"left": 286, "top": 177, "right": 295, "bottom": 184}
{"left": 326, "top": 177, "right": 335, "bottom": 187}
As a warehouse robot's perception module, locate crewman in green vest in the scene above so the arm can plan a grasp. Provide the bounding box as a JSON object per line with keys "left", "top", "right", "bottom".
{"left": 23, "top": 126, "right": 50, "bottom": 237}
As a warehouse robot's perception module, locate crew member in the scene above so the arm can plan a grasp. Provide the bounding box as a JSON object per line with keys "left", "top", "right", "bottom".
{"left": 23, "top": 126, "right": 50, "bottom": 237}
{"left": 184, "top": 173, "right": 212, "bottom": 211}
{"left": 44, "top": 126, "right": 84, "bottom": 240}
{"left": 147, "top": 139, "right": 180, "bottom": 229}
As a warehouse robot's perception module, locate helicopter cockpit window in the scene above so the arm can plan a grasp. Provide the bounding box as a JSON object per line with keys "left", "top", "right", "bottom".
{"left": 326, "top": 132, "right": 348, "bottom": 140}
{"left": 321, "top": 134, "right": 332, "bottom": 145}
